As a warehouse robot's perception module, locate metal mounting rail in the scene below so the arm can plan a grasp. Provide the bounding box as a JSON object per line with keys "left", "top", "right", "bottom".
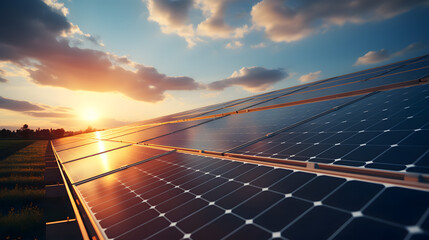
{"left": 50, "top": 141, "right": 99, "bottom": 240}
{"left": 141, "top": 142, "right": 429, "bottom": 191}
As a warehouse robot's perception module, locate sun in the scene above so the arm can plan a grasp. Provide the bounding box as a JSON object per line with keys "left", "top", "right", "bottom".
{"left": 80, "top": 108, "right": 100, "bottom": 121}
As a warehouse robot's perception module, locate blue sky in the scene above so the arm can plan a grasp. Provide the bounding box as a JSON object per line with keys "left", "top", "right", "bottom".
{"left": 0, "top": 0, "right": 428, "bottom": 130}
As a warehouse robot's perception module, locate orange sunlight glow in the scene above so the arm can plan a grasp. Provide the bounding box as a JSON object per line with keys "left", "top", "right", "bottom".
{"left": 80, "top": 108, "right": 100, "bottom": 121}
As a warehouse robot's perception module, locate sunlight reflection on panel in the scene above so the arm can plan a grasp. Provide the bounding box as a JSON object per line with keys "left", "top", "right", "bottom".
{"left": 96, "top": 137, "right": 109, "bottom": 171}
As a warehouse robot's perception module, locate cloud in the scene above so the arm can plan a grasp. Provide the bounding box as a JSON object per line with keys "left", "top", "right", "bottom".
{"left": 251, "top": 0, "right": 428, "bottom": 43}
{"left": 225, "top": 41, "right": 243, "bottom": 49}
{"left": 145, "top": 0, "right": 249, "bottom": 47}
{"left": 0, "top": 77, "right": 7, "bottom": 83}
{"left": 208, "top": 67, "right": 288, "bottom": 92}
{"left": 0, "top": 96, "right": 44, "bottom": 112}
{"left": 0, "top": 96, "right": 76, "bottom": 118}
{"left": 54, "top": 117, "right": 130, "bottom": 130}
{"left": 146, "top": 0, "right": 197, "bottom": 47}
{"left": 25, "top": 111, "right": 75, "bottom": 118}
{"left": 355, "top": 49, "right": 390, "bottom": 65}
{"left": 251, "top": 42, "right": 267, "bottom": 48}
{"left": 355, "top": 43, "right": 426, "bottom": 65}
{"left": 0, "top": 0, "right": 202, "bottom": 103}
{"left": 196, "top": 0, "right": 249, "bottom": 39}
{"left": 299, "top": 70, "right": 322, "bottom": 83}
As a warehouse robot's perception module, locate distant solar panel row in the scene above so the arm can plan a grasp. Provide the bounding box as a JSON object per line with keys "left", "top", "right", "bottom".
{"left": 234, "top": 83, "right": 429, "bottom": 174}
{"left": 51, "top": 55, "right": 429, "bottom": 239}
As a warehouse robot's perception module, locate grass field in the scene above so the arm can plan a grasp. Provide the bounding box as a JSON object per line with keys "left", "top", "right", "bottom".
{"left": 0, "top": 140, "right": 47, "bottom": 240}
{"left": 0, "top": 140, "right": 35, "bottom": 161}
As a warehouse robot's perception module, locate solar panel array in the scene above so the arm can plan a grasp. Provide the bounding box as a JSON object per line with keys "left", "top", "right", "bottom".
{"left": 51, "top": 55, "right": 429, "bottom": 240}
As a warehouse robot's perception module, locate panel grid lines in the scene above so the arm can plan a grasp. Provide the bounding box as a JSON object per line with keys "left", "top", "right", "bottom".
{"left": 52, "top": 56, "right": 429, "bottom": 240}
{"left": 234, "top": 84, "right": 429, "bottom": 173}
{"left": 76, "top": 152, "right": 428, "bottom": 239}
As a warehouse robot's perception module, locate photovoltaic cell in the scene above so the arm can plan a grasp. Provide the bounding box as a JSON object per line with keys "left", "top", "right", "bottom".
{"left": 62, "top": 145, "right": 170, "bottom": 183}
{"left": 146, "top": 96, "right": 359, "bottom": 152}
{"left": 55, "top": 140, "right": 130, "bottom": 163}
{"left": 53, "top": 138, "right": 98, "bottom": 151}
{"left": 109, "top": 119, "right": 215, "bottom": 143}
{"left": 233, "top": 83, "right": 429, "bottom": 173}
{"left": 75, "top": 152, "right": 429, "bottom": 240}
{"left": 252, "top": 61, "right": 429, "bottom": 109}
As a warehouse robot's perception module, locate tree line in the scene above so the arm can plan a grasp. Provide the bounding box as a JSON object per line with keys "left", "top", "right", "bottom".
{"left": 0, "top": 124, "right": 101, "bottom": 140}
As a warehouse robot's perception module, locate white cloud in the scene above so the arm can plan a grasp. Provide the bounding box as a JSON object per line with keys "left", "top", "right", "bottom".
{"left": 355, "top": 49, "right": 390, "bottom": 65}
{"left": 43, "top": 0, "right": 69, "bottom": 16}
{"left": 299, "top": 70, "right": 321, "bottom": 83}
{"left": 251, "top": 42, "right": 267, "bottom": 48}
{"left": 355, "top": 43, "right": 426, "bottom": 65}
{"left": 225, "top": 41, "right": 243, "bottom": 49}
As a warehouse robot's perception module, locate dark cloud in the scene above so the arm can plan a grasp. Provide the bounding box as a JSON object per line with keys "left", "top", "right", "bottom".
{"left": 0, "top": 95, "right": 76, "bottom": 118}
{"left": 54, "top": 117, "right": 130, "bottom": 130}
{"left": 146, "top": 0, "right": 249, "bottom": 46}
{"left": 0, "top": 96, "right": 44, "bottom": 111}
{"left": 146, "top": 0, "right": 197, "bottom": 47}
{"left": 252, "top": 0, "right": 428, "bottom": 42}
{"left": 24, "top": 111, "right": 75, "bottom": 118}
{"left": 0, "top": 77, "right": 7, "bottom": 83}
{"left": 0, "top": 0, "right": 201, "bottom": 102}
{"left": 148, "top": 0, "right": 194, "bottom": 26}
{"left": 208, "top": 67, "right": 288, "bottom": 92}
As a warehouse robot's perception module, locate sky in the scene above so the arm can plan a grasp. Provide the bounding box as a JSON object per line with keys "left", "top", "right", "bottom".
{"left": 1, "top": 0, "right": 429, "bottom": 131}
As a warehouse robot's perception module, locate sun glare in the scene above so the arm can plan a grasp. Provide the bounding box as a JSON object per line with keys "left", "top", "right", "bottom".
{"left": 81, "top": 108, "right": 100, "bottom": 121}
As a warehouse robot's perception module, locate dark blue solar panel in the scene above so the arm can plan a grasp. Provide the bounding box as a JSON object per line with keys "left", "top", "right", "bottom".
{"left": 75, "top": 152, "right": 429, "bottom": 239}
{"left": 146, "top": 96, "right": 358, "bottom": 152}
{"left": 233, "top": 83, "right": 429, "bottom": 173}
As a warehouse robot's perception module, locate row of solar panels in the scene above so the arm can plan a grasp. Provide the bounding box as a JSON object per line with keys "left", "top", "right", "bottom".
{"left": 51, "top": 55, "right": 429, "bottom": 239}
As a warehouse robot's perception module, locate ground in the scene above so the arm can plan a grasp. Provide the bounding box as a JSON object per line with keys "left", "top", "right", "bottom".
{"left": 0, "top": 140, "right": 47, "bottom": 240}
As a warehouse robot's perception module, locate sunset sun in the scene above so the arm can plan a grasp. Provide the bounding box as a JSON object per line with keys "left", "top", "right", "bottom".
{"left": 80, "top": 108, "right": 99, "bottom": 121}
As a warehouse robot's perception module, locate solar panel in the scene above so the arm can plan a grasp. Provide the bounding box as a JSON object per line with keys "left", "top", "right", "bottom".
{"left": 73, "top": 152, "right": 429, "bottom": 239}
{"left": 52, "top": 138, "right": 98, "bottom": 151}
{"left": 55, "top": 141, "right": 130, "bottom": 163}
{"left": 49, "top": 55, "right": 429, "bottom": 240}
{"left": 146, "top": 96, "right": 359, "bottom": 152}
{"left": 109, "top": 119, "right": 216, "bottom": 143}
{"left": 60, "top": 145, "right": 171, "bottom": 184}
{"left": 252, "top": 60, "right": 429, "bottom": 109}
{"left": 233, "top": 83, "right": 429, "bottom": 173}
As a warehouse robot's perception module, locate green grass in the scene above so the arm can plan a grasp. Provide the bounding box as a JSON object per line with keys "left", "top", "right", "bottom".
{"left": 0, "top": 140, "right": 35, "bottom": 161}
{"left": 0, "top": 140, "right": 47, "bottom": 239}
